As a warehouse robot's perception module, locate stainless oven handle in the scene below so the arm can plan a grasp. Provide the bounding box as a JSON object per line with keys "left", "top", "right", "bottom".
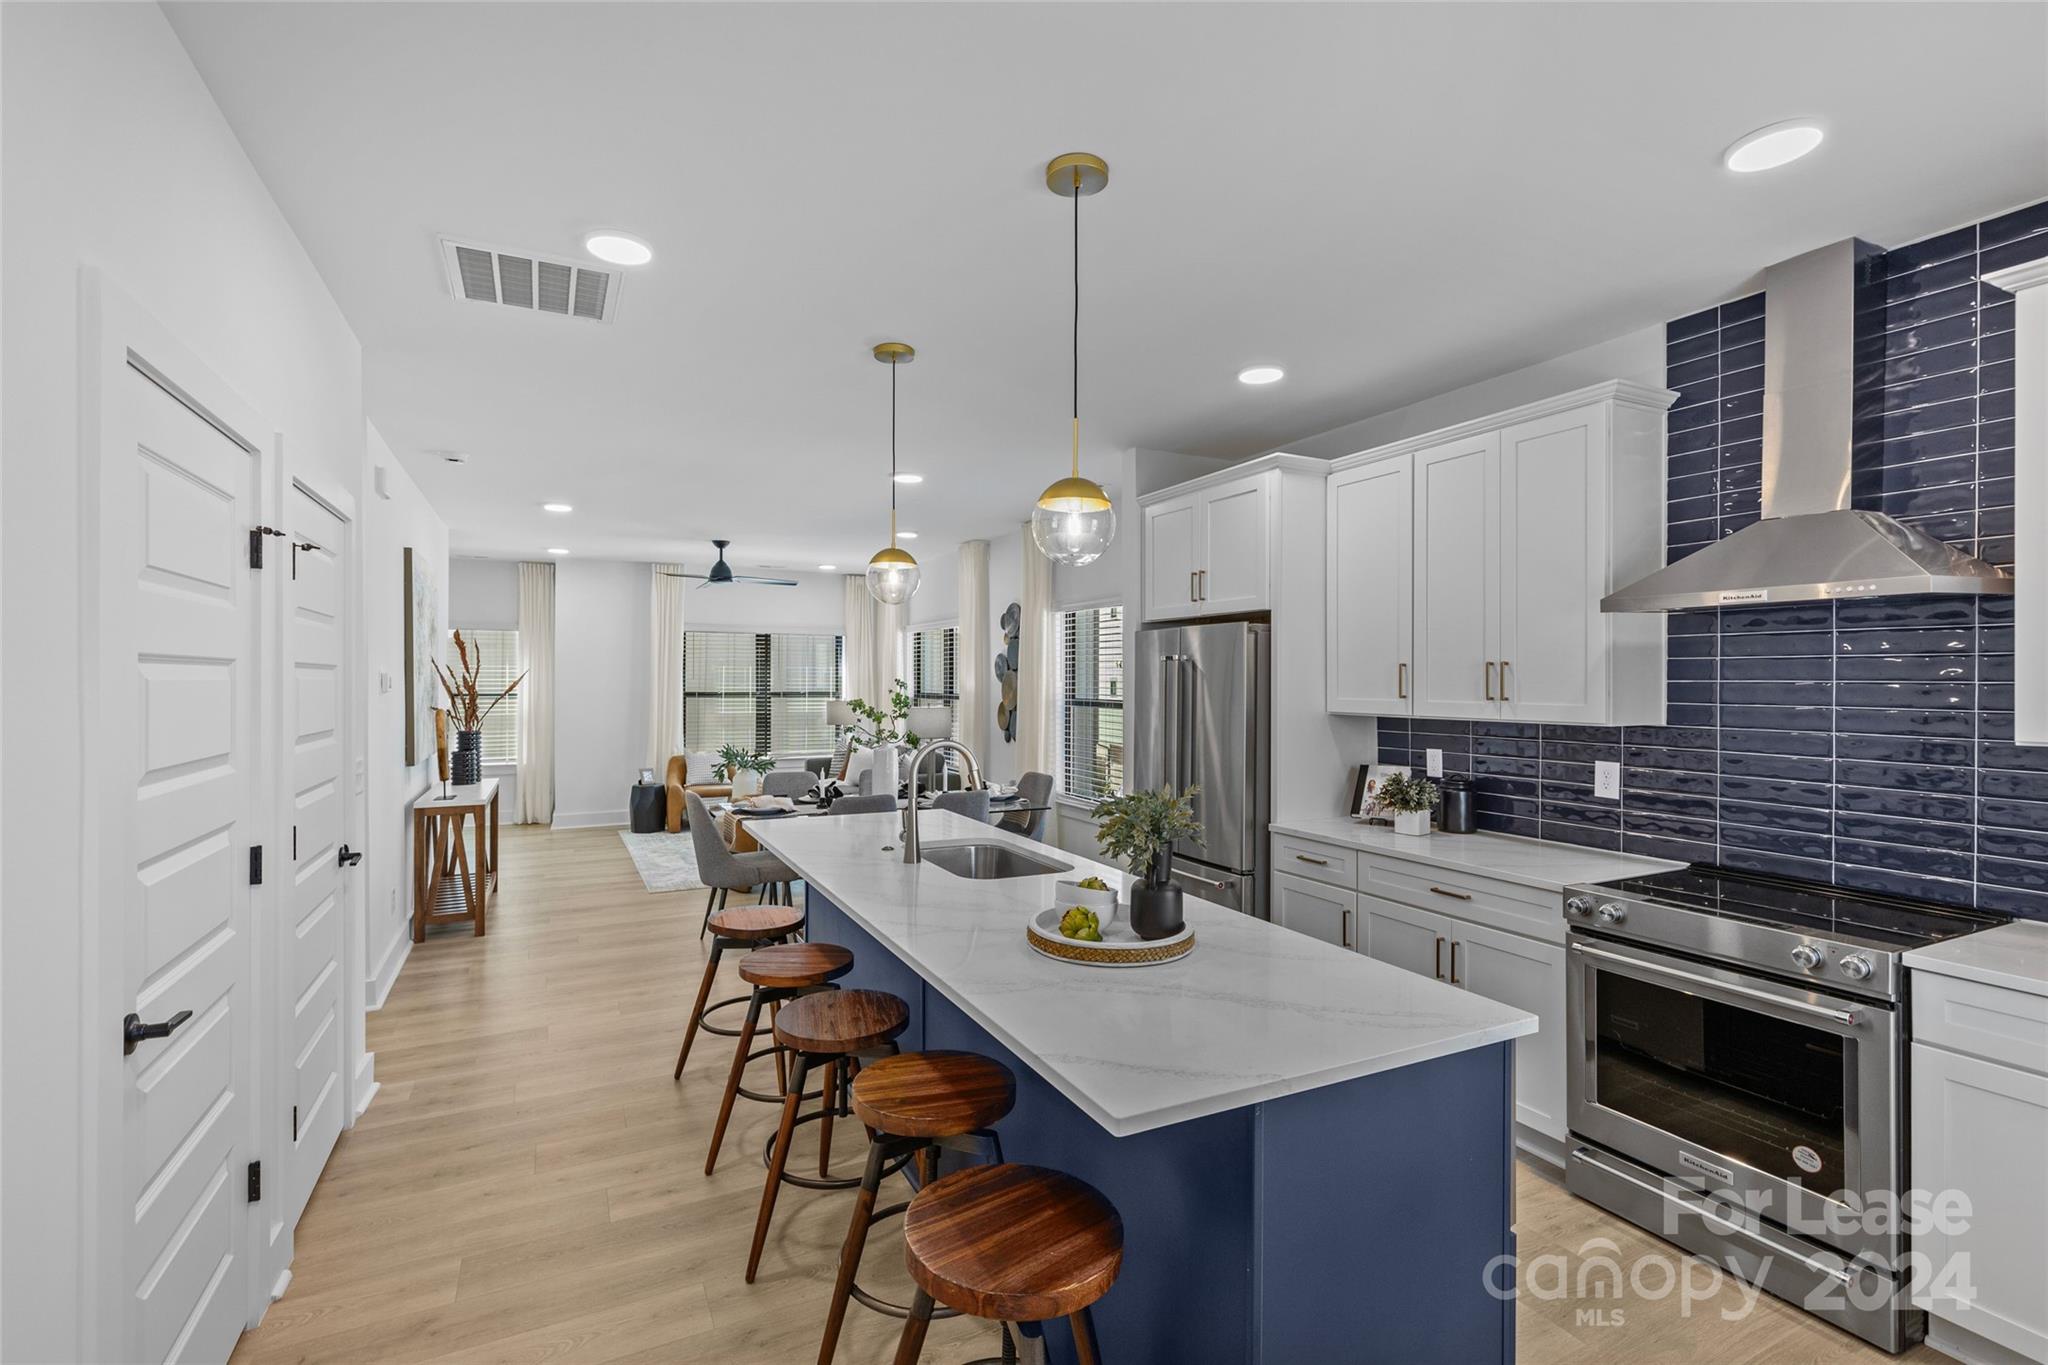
{"left": 1569, "top": 1151, "right": 1856, "bottom": 1286}
{"left": 1172, "top": 867, "right": 1229, "bottom": 891}
{"left": 1570, "top": 942, "right": 1859, "bottom": 1025}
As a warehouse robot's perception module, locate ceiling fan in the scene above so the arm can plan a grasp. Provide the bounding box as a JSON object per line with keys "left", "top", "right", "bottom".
{"left": 662, "top": 539, "right": 799, "bottom": 588}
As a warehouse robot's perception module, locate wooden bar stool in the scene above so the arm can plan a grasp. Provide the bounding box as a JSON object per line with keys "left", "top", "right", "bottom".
{"left": 746, "top": 989, "right": 910, "bottom": 1284}
{"left": 893, "top": 1164, "right": 1125, "bottom": 1365}
{"left": 816, "top": 1051, "right": 1017, "bottom": 1365}
{"left": 672, "top": 904, "right": 805, "bottom": 1082}
{"left": 703, "top": 942, "right": 855, "bottom": 1175}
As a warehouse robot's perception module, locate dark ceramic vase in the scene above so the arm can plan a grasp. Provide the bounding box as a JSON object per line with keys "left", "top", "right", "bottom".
{"left": 1128, "top": 854, "right": 1185, "bottom": 941}
{"left": 453, "top": 728, "right": 483, "bottom": 785}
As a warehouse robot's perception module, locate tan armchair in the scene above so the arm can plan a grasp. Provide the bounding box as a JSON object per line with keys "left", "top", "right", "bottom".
{"left": 664, "top": 754, "right": 732, "bottom": 832}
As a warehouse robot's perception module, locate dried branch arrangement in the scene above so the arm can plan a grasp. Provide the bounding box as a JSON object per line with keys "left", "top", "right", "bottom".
{"left": 434, "top": 629, "right": 526, "bottom": 732}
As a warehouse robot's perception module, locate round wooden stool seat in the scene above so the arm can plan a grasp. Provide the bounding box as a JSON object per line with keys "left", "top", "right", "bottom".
{"left": 903, "top": 1164, "right": 1124, "bottom": 1324}
{"left": 773, "top": 988, "right": 908, "bottom": 1056}
{"left": 709, "top": 904, "right": 804, "bottom": 943}
{"left": 851, "top": 1051, "right": 1016, "bottom": 1138}
{"left": 740, "top": 942, "right": 853, "bottom": 990}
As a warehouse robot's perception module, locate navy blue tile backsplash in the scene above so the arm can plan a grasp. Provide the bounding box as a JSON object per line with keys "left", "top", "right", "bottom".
{"left": 1377, "top": 200, "right": 2048, "bottom": 921}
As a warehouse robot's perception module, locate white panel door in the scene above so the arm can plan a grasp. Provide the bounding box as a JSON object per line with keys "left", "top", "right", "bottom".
{"left": 1327, "top": 457, "right": 1413, "bottom": 714}
{"left": 1272, "top": 871, "right": 1356, "bottom": 949}
{"left": 1452, "top": 921, "right": 1568, "bottom": 1140}
{"left": 1499, "top": 403, "right": 1608, "bottom": 723}
{"left": 111, "top": 362, "right": 260, "bottom": 1365}
{"left": 1143, "top": 493, "right": 1200, "bottom": 621}
{"left": 1412, "top": 433, "right": 1500, "bottom": 719}
{"left": 1360, "top": 894, "right": 1456, "bottom": 982}
{"left": 1197, "top": 477, "right": 1269, "bottom": 614}
{"left": 283, "top": 487, "right": 348, "bottom": 1227}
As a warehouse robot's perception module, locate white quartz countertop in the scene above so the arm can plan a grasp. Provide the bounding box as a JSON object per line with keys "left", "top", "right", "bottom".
{"left": 754, "top": 811, "right": 1536, "bottom": 1138}
{"left": 1270, "top": 817, "right": 1685, "bottom": 892}
{"left": 1905, "top": 920, "right": 2048, "bottom": 998}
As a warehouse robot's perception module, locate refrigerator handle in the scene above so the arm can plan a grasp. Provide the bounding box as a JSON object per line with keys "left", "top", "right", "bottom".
{"left": 1161, "top": 655, "right": 1180, "bottom": 791}
{"left": 1177, "top": 656, "right": 1198, "bottom": 795}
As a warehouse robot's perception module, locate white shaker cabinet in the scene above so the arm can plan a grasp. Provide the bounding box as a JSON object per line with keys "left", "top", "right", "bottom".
{"left": 1984, "top": 257, "right": 2048, "bottom": 746}
{"left": 1272, "top": 870, "right": 1356, "bottom": 950}
{"left": 1142, "top": 492, "right": 1201, "bottom": 621}
{"left": 1139, "top": 470, "right": 1272, "bottom": 620}
{"left": 1412, "top": 432, "right": 1501, "bottom": 719}
{"left": 1326, "top": 457, "right": 1414, "bottom": 714}
{"left": 1360, "top": 894, "right": 1457, "bottom": 982}
{"left": 1453, "top": 920, "right": 1569, "bottom": 1140}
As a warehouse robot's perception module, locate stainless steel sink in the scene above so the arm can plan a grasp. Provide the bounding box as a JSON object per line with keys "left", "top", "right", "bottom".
{"left": 920, "top": 840, "right": 1072, "bottom": 881}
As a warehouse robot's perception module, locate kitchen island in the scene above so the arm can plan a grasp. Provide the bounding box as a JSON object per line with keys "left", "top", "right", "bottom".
{"left": 751, "top": 810, "right": 1537, "bottom": 1364}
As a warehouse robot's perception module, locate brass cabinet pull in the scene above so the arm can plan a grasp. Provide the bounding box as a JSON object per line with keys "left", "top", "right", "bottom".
{"left": 1500, "top": 659, "right": 1511, "bottom": 701}
{"left": 1450, "top": 940, "right": 1462, "bottom": 985}
{"left": 1433, "top": 935, "right": 1445, "bottom": 980}
{"left": 1429, "top": 885, "right": 1473, "bottom": 901}
{"left": 1341, "top": 908, "right": 1353, "bottom": 950}
{"left": 1198, "top": 569, "right": 1207, "bottom": 600}
{"left": 1485, "top": 661, "right": 1496, "bottom": 701}
{"left": 1190, "top": 570, "right": 1199, "bottom": 602}
{"left": 1295, "top": 854, "right": 1330, "bottom": 866}
{"left": 1397, "top": 662, "right": 1407, "bottom": 699}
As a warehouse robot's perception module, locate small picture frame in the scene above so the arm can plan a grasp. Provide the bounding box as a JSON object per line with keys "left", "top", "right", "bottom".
{"left": 639, "top": 767, "right": 656, "bottom": 784}
{"left": 1349, "top": 763, "right": 1411, "bottom": 821}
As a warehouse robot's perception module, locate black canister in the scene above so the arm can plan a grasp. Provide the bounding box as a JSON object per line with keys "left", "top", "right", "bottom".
{"left": 1437, "top": 773, "right": 1475, "bottom": 834}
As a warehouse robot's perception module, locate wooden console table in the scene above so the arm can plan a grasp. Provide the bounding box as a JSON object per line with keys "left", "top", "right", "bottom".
{"left": 411, "top": 778, "right": 500, "bottom": 940}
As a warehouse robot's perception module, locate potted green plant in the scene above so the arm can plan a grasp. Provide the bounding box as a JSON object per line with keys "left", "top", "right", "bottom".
{"left": 1377, "top": 771, "right": 1440, "bottom": 836}
{"left": 1091, "top": 785, "right": 1202, "bottom": 940}
{"left": 842, "top": 678, "right": 939, "bottom": 794}
{"left": 716, "top": 743, "right": 774, "bottom": 800}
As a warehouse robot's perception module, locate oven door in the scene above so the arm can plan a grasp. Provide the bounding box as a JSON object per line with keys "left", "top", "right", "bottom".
{"left": 1566, "top": 933, "right": 1899, "bottom": 1264}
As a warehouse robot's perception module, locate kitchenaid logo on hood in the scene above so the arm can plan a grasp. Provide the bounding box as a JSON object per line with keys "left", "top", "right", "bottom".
{"left": 1717, "top": 589, "right": 1768, "bottom": 604}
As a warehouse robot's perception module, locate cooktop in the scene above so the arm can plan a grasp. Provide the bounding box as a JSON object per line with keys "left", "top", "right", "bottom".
{"left": 1600, "top": 865, "right": 2008, "bottom": 952}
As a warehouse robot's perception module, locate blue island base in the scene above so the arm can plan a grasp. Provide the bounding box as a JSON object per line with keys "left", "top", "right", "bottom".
{"left": 804, "top": 890, "right": 1517, "bottom": 1365}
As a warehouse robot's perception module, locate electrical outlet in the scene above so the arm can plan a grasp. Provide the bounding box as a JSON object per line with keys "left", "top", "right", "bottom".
{"left": 1426, "top": 748, "right": 1444, "bottom": 778}
{"left": 1594, "top": 760, "right": 1621, "bottom": 800}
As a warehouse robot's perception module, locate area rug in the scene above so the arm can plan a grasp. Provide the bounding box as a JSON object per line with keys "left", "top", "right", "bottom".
{"left": 618, "top": 831, "right": 703, "bottom": 893}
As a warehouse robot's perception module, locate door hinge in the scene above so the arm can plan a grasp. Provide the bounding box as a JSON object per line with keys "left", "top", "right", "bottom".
{"left": 292, "top": 1104, "right": 299, "bottom": 1142}
{"left": 249, "top": 845, "right": 263, "bottom": 886}
{"left": 247, "top": 1160, "right": 261, "bottom": 1202}
{"left": 249, "top": 525, "right": 287, "bottom": 568}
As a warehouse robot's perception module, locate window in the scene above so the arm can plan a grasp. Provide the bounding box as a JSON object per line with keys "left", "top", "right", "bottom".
{"left": 682, "top": 630, "right": 844, "bottom": 757}
{"left": 911, "top": 626, "right": 959, "bottom": 742}
{"left": 1059, "top": 606, "right": 1124, "bottom": 801}
{"left": 451, "top": 628, "right": 520, "bottom": 763}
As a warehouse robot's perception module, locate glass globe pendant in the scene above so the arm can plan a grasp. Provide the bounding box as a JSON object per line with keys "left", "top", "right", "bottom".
{"left": 866, "top": 342, "right": 921, "bottom": 605}
{"left": 1032, "top": 152, "right": 1117, "bottom": 568}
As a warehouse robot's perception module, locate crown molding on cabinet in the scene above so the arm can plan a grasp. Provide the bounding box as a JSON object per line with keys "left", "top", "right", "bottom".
{"left": 1324, "top": 379, "right": 1677, "bottom": 474}
{"left": 1986, "top": 256, "right": 2048, "bottom": 295}
{"left": 1135, "top": 451, "right": 1330, "bottom": 505}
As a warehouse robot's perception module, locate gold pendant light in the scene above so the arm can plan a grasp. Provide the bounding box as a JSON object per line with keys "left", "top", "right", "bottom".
{"left": 866, "top": 341, "right": 921, "bottom": 606}
{"left": 1032, "top": 152, "right": 1117, "bottom": 567}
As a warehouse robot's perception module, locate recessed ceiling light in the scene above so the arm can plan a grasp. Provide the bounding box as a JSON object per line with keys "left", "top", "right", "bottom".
{"left": 546, "top": 547, "right": 570, "bottom": 555}
{"left": 542, "top": 502, "right": 573, "bottom": 513}
{"left": 817, "top": 564, "right": 838, "bottom": 572}
{"left": 897, "top": 531, "right": 918, "bottom": 540}
{"left": 583, "top": 232, "right": 652, "bottom": 266}
{"left": 893, "top": 473, "right": 924, "bottom": 484}
{"left": 1238, "top": 366, "right": 1285, "bottom": 385}
{"left": 1722, "top": 120, "right": 1824, "bottom": 173}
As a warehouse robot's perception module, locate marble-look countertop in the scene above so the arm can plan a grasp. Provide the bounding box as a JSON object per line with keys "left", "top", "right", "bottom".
{"left": 1270, "top": 816, "right": 1685, "bottom": 892}
{"left": 753, "top": 811, "right": 1536, "bottom": 1138}
{"left": 1905, "top": 920, "right": 2048, "bottom": 998}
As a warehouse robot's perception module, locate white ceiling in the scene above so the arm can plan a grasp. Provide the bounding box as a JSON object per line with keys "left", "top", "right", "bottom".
{"left": 166, "top": 2, "right": 2048, "bottom": 572}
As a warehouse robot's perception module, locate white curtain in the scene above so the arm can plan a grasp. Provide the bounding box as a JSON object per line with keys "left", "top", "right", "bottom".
{"left": 647, "top": 562, "right": 687, "bottom": 767}
{"left": 842, "top": 573, "right": 907, "bottom": 709}
{"left": 1016, "top": 530, "right": 1058, "bottom": 777}
{"left": 956, "top": 540, "right": 990, "bottom": 760}
{"left": 515, "top": 561, "right": 555, "bottom": 825}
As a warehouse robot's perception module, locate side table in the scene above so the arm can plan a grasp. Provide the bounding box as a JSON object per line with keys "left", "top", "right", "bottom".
{"left": 629, "top": 781, "right": 667, "bottom": 834}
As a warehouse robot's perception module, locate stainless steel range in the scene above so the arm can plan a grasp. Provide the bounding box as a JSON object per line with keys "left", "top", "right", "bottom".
{"left": 1560, "top": 866, "right": 2008, "bottom": 1352}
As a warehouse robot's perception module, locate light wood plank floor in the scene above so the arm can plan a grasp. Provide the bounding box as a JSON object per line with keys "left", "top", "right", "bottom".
{"left": 231, "top": 826, "right": 1951, "bottom": 1364}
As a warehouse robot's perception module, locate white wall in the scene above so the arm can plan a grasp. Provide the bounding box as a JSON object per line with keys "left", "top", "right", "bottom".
{"left": 0, "top": 5, "right": 378, "bottom": 1358}
{"left": 364, "top": 434, "right": 448, "bottom": 1006}
{"left": 550, "top": 559, "right": 652, "bottom": 828}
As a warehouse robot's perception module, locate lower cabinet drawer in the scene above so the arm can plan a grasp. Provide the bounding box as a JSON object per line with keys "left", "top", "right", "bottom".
{"left": 1362, "top": 854, "right": 1557, "bottom": 937}
{"left": 1272, "top": 833, "right": 1359, "bottom": 888}
{"left": 1272, "top": 871, "right": 1357, "bottom": 950}
{"left": 1913, "top": 971, "right": 2048, "bottom": 1076}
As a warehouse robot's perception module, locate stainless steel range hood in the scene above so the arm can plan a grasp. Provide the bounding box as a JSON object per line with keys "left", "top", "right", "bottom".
{"left": 1603, "top": 240, "right": 2013, "bottom": 613}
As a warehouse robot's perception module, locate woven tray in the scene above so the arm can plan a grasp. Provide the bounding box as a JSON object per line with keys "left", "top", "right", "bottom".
{"left": 1025, "top": 907, "right": 1195, "bottom": 968}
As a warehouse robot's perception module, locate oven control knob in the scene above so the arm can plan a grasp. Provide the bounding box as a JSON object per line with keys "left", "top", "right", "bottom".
{"left": 1595, "top": 902, "right": 1625, "bottom": 924}
{"left": 1839, "top": 954, "right": 1874, "bottom": 981}
{"left": 1565, "top": 896, "right": 1595, "bottom": 918}
{"left": 1790, "top": 944, "right": 1825, "bottom": 971}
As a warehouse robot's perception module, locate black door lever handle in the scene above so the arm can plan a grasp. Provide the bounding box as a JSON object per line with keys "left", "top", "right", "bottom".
{"left": 124, "top": 1009, "right": 193, "bottom": 1056}
{"left": 338, "top": 844, "right": 363, "bottom": 868}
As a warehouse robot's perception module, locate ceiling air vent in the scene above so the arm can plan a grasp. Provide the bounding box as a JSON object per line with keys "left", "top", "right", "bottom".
{"left": 438, "top": 238, "right": 619, "bottom": 322}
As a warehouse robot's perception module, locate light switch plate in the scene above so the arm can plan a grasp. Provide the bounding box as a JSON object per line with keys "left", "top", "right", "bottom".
{"left": 1594, "top": 760, "right": 1621, "bottom": 800}
{"left": 1426, "top": 748, "right": 1444, "bottom": 777}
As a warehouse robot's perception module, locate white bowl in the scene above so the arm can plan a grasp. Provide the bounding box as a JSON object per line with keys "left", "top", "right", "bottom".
{"left": 1051, "top": 879, "right": 1119, "bottom": 926}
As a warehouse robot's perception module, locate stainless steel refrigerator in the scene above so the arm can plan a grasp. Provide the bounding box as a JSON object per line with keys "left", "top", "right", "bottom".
{"left": 1129, "top": 620, "right": 1270, "bottom": 918}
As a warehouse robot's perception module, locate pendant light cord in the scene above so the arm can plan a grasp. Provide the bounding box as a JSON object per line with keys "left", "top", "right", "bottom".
{"left": 889, "top": 355, "right": 899, "bottom": 545}
{"left": 1071, "top": 166, "right": 1081, "bottom": 478}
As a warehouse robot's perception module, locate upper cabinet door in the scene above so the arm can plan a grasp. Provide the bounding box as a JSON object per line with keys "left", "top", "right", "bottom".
{"left": 1327, "top": 457, "right": 1413, "bottom": 714}
{"left": 1197, "top": 477, "right": 1270, "bottom": 614}
{"left": 1143, "top": 493, "right": 1200, "bottom": 621}
{"left": 1498, "top": 403, "right": 1608, "bottom": 724}
{"left": 1412, "top": 432, "right": 1500, "bottom": 718}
